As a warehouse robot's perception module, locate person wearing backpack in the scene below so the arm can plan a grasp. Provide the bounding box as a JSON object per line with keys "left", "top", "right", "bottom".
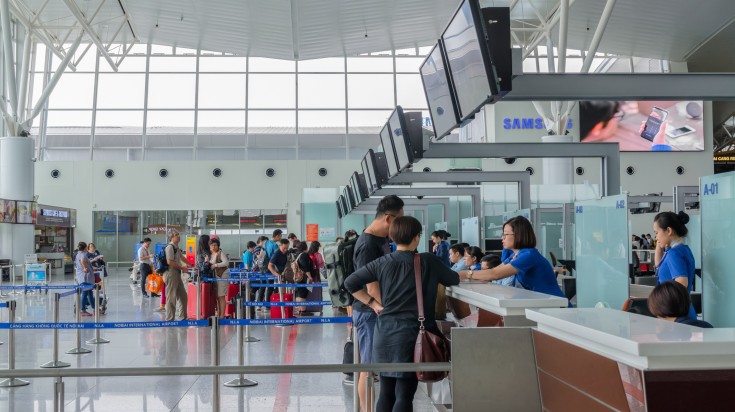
{"left": 348, "top": 195, "right": 404, "bottom": 411}
{"left": 161, "top": 229, "right": 190, "bottom": 321}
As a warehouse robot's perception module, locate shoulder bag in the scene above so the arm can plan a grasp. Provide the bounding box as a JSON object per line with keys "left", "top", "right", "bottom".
{"left": 413, "top": 253, "right": 450, "bottom": 382}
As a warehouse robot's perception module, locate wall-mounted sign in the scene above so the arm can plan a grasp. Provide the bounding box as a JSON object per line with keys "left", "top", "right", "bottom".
{"left": 306, "top": 224, "right": 319, "bottom": 242}
{"left": 37, "top": 205, "right": 73, "bottom": 227}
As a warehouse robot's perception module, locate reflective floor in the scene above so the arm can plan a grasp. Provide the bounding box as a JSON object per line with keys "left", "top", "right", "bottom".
{"left": 0, "top": 269, "right": 435, "bottom": 411}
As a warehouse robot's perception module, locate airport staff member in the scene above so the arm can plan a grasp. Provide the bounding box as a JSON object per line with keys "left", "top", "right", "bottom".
{"left": 653, "top": 211, "right": 697, "bottom": 319}
{"left": 458, "top": 216, "right": 565, "bottom": 299}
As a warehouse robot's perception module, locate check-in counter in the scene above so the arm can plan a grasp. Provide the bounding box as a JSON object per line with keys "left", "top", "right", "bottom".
{"left": 525, "top": 308, "right": 735, "bottom": 411}
{"left": 446, "top": 282, "right": 568, "bottom": 326}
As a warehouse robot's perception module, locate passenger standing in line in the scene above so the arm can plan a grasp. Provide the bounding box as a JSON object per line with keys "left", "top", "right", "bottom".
{"left": 349, "top": 195, "right": 404, "bottom": 410}
{"left": 287, "top": 233, "right": 299, "bottom": 248}
{"left": 267, "top": 239, "right": 291, "bottom": 282}
{"left": 138, "top": 238, "right": 156, "bottom": 297}
{"left": 243, "top": 241, "right": 256, "bottom": 271}
{"left": 163, "top": 229, "right": 189, "bottom": 321}
{"left": 196, "top": 235, "right": 211, "bottom": 280}
{"left": 208, "top": 237, "right": 230, "bottom": 317}
{"left": 345, "top": 216, "right": 459, "bottom": 412}
{"left": 263, "top": 231, "right": 283, "bottom": 302}
{"left": 291, "top": 241, "right": 316, "bottom": 314}
{"left": 75, "top": 241, "right": 95, "bottom": 316}
{"left": 449, "top": 243, "right": 469, "bottom": 272}
{"left": 653, "top": 211, "right": 697, "bottom": 319}
{"left": 308, "top": 241, "right": 326, "bottom": 281}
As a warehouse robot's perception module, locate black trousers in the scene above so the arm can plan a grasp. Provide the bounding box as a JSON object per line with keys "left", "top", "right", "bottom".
{"left": 140, "top": 263, "right": 152, "bottom": 295}
{"left": 376, "top": 376, "right": 419, "bottom": 412}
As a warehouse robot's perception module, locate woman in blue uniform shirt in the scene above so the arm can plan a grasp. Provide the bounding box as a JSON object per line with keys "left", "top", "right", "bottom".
{"left": 463, "top": 246, "right": 484, "bottom": 271}
{"left": 458, "top": 216, "right": 565, "bottom": 299}
{"left": 653, "top": 211, "right": 697, "bottom": 319}
{"left": 431, "top": 230, "right": 451, "bottom": 267}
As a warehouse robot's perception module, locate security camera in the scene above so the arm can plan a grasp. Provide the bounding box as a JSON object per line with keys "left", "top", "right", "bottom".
{"left": 503, "top": 157, "right": 516, "bottom": 165}
{"left": 417, "top": 196, "right": 424, "bottom": 200}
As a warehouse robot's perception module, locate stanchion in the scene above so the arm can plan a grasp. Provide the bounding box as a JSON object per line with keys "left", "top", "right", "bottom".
{"left": 243, "top": 280, "right": 259, "bottom": 343}
{"left": 224, "top": 295, "right": 258, "bottom": 388}
{"left": 0, "top": 301, "right": 30, "bottom": 387}
{"left": 41, "top": 294, "right": 71, "bottom": 368}
{"left": 210, "top": 316, "right": 221, "bottom": 412}
{"left": 67, "top": 287, "right": 92, "bottom": 354}
{"left": 197, "top": 280, "right": 202, "bottom": 320}
{"left": 86, "top": 285, "right": 109, "bottom": 344}
{"left": 54, "top": 376, "right": 65, "bottom": 412}
{"left": 353, "top": 332, "right": 360, "bottom": 412}
{"left": 10, "top": 265, "right": 23, "bottom": 296}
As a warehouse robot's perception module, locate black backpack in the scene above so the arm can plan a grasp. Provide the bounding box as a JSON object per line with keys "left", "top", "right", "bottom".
{"left": 254, "top": 247, "right": 269, "bottom": 273}
{"left": 324, "top": 236, "right": 359, "bottom": 306}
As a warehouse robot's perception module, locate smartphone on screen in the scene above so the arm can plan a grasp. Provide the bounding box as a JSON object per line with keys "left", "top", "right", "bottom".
{"left": 640, "top": 106, "right": 669, "bottom": 141}
{"left": 665, "top": 125, "right": 696, "bottom": 138}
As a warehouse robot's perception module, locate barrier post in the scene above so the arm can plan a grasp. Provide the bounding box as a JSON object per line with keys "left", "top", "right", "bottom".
{"left": 41, "top": 293, "right": 71, "bottom": 368}
{"left": 10, "top": 265, "right": 23, "bottom": 296}
{"left": 0, "top": 300, "right": 30, "bottom": 387}
{"left": 86, "top": 285, "right": 109, "bottom": 344}
{"left": 197, "top": 280, "right": 202, "bottom": 320}
{"left": 67, "top": 287, "right": 92, "bottom": 354}
{"left": 210, "top": 316, "right": 221, "bottom": 411}
{"left": 54, "top": 376, "right": 64, "bottom": 412}
{"left": 224, "top": 295, "right": 258, "bottom": 388}
{"left": 353, "top": 333, "right": 360, "bottom": 412}
{"left": 243, "top": 279, "right": 259, "bottom": 343}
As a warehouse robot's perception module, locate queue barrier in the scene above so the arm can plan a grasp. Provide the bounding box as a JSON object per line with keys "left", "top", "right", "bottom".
{"left": 245, "top": 300, "right": 333, "bottom": 307}
{"left": 249, "top": 282, "right": 329, "bottom": 288}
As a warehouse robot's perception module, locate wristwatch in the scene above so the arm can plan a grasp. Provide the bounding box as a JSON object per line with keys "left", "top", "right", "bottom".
{"left": 367, "top": 297, "right": 375, "bottom": 306}
{"left": 467, "top": 270, "right": 473, "bottom": 280}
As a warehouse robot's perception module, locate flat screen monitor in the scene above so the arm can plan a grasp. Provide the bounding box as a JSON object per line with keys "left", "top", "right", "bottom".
{"left": 336, "top": 200, "right": 343, "bottom": 219}
{"left": 350, "top": 173, "right": 363, "bottom": 205}
{"left": 339, "top": 195, "right": 349, "bottom": 216}
{"left": 343, "top": 186, "right": 356, "bottom": 212}
{"left": 361, "top": 151, "right": 378, "bottom": 195}
{"left": 380, "top": 123, "right": 399, "bottom": 178}
{"left": 420, "top": 42, "right": 460, "bottom": 139}
{"left": 388, "top": 106, "right": 414, "bottom": 172}
{"left": 442, "top": 0, "right": 501, "bottom": 120}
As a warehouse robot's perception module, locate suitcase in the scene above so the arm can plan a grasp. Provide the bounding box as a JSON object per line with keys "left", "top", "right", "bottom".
{"left": 225, "top": 283, "right": 241, "bottom": 318}
{"left": 342, "top": 340, "right": 354, "bottom": 376}
{"left": 301, "top": 286, "right": 324, "bottom": 315}
{"left": 187, "top": 282, "right": 216, "bottom": 320}
{"left": 270, "top": 293, "right": 294, "bottom": 319}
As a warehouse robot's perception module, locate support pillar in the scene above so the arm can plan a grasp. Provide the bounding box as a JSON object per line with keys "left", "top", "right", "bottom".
{"left": 0, "top": 137, "right": 34, "bottom": 265}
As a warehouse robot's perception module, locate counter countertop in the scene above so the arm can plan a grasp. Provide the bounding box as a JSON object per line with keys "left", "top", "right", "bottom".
{"left": 526, "top": 308, "right": 735, "bottom": 371}
{"left": 446, "top": 282, "right": 568, "bottom": 316}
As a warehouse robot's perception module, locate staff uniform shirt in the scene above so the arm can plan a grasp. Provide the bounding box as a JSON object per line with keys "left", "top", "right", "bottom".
{"left": 434, "top": 241, "right": 451, "bottom": 267}
{"left": 352, "top": 232, "right": 390, "bottom": 313}
{"left": 269, "top": 249, "right": 288, "bottom": 274}
{"left": 504, "top": 248, "right": 565, "bottom": 298}
{"left": 344, "top": 251, "right": 460, "bottom": 378}
{"left": 657, "top": 244, "right": 697, "bottom": 319}
{"left": 451, "top": 261, "right": 469, "bottom": 272}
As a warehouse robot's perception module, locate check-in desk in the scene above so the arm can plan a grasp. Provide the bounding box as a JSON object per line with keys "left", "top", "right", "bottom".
{"left": 446, "top": 282, "right": 568, "bottom": 326}
{"left": 525, "top": 308, "right": 735, "bottom": 411}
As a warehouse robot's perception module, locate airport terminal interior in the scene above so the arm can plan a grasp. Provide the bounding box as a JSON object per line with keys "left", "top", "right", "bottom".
{"left": 2, "top": 0, "right": 735, "bottom": 411}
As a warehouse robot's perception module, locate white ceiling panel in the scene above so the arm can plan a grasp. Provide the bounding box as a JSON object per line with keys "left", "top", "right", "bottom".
{"left": 550, "top": 0, "right": 735, "bottom": 61}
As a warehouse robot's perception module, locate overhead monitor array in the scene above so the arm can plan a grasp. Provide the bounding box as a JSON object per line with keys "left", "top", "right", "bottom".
{"left": 420, "top": 1, "right": 512, "bottom": 139}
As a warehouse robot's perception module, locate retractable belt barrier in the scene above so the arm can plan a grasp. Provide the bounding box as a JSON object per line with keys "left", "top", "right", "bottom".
{"left": 0, "top": 285, "right": 81, "bottom": 290}
{"left": 0, "top": 319, "right": 210, "bottom": 329}
{"left": 245, "top": 300, "right": 333, "bottom": 307}
{"left": 249, "top": 282, "right": 328, "bottom": 288}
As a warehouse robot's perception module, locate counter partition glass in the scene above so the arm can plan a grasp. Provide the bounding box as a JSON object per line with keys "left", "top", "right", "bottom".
{"left": 574, "top": 194, "right": 629, "bottom": 309}
{"left": 702, "top": 172, "right": 735, "bottom": 326}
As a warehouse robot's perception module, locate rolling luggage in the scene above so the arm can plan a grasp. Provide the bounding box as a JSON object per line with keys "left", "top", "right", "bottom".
{"left": 187, "top": 282, "right": 216, "bottom": 320}
{"left": 301, "top": 285, "right": 324, "bottom": 315}
{"left": 270, "top": 292, "right": 294, "bottom": 319}
{"left": 225, "top": 283, "right": 241, "bottom": 318}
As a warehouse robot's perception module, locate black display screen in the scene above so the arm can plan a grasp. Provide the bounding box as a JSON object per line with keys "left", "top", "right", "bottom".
{"left": 388, "top": 107, "right": 413, "bottom": 172}
{"left": 380, "top": 123, "right": 399, "bottom": 178}
{"left": 420, "top": 42, "right": 460, "bottom": 139}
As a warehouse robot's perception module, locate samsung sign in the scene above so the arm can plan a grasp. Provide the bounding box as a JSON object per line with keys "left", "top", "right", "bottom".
{"left": 503, "top": 117, "right": 573, "bottom": 130}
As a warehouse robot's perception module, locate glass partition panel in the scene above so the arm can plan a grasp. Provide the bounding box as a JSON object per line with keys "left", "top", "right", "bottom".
{"left": 216, "top": 210, "right": 241, "bottom": 260}
{"left": 502, "top": 209, "right": 531, "bottom": 224}
{"left": 116, "top": 211, "right": 141, "bottom": 266}
{"left": 536, "top": 208, "right": 564, "bottom": 265}
{"left": 687, "top": 214, "right": 702, "bottom": 292}
{"left": 142, "top": 211, "right": 167, "bottom": 253}
{"left": 302, "top": 203, "right": 340, "bottom": 243}
{"left": 575, "top": 194, "right": 629, "bottom": 309}
{"left": 702, "top": 172, "right": 735, "bottom": 326}
{"left": 93, "top": 211, "right": 119, "bottom": 265}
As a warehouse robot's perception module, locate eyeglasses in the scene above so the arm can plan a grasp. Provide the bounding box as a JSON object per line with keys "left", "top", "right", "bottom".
{"left": 501, "top": 233, "right": 515, "bottom": 238}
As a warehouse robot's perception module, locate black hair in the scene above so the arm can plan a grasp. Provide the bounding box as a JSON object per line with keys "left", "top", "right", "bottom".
{"left": 449, "top": 243, "right": 465, "bottom": 255}
{"left": 344, "top": 229, "right": 358, "bottom": 240}
{"left": 648, "top": 281, "right": 691, "bottom": 318}
{"left": 272, "top": 229, "right": 283, "bottom": 238}
{"left": 296, "top": 241, "right": 307, "bottom": 252}
{"left": 307, "top": 241, "right": 321, "bottom": 255}
{"left": 503, "top": 216, "right": 536, "bottom": 249}
{"left": 375, "top": 195, "right": 404, "bottom": 219}
{"left": 431, "top": 230, "right": 452, "bottom": 240}
{"left": 246, "top": 241, "right": 256, "bottom": 249}
{"left": 480, "top": 254, "right": 501, "bottom": 269}
{"left": 257, "top": 236, "right": 268, "bottom": 243}
{"left": 208, "top": 238, "right": 220, "bottom": 247}
{"left": 77, "top": 241, "right": 87, "bottom": 251}
{"left": 654, "top": 211, "right": 689, "bottom": 237}
{"left": 278, "top": 239, "right": 290, "bottom": 246}
{"left": 198, "top": 235, "right": 211, "bottom": 255}
{"left": 389, "top": 216, "right": 423, "bottom": 245}
{"left": 579, "top": 100, "right": 620, "bottom": 140}
{"left": 287, "top": 233, "right": 297, "bottom": 240}
{"left": 465, "top": 246, "right": 484, "bottom": 264}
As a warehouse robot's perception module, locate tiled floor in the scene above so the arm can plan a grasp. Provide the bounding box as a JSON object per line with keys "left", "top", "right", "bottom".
{"left": 0, "top": 269, "right": 435, "bottom": 411}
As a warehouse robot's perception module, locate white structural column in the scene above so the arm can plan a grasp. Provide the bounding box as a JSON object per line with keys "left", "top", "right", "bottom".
{"left": 0, "top": 137, "right": 35, "bottom": 265}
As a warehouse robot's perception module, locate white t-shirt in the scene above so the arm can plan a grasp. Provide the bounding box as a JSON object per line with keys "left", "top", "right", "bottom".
{"left": 137, "top": 244, "right": 152, "bottom": 265}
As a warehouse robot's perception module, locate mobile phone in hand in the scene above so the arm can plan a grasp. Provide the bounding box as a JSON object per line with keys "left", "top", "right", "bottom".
{"left": 640, "top": 106, "right": 669, "bottom": 141}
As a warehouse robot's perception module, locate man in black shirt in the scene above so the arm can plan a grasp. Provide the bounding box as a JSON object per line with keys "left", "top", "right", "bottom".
{"left": 267, "top": 239, "right": 290, "bottom": 277}
{"left": 350, "top": 195, "right": 404, "bottom": 410}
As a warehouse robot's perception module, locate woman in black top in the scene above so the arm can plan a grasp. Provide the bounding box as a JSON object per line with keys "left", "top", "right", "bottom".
{"left": 196, "top": 235, "right": 211, "bottom": 279}
{"left": 345, "top": 216, "right": 460, "bottom": 412}
{"left": 292, "top": 241, "right": 316, "bottom": 312}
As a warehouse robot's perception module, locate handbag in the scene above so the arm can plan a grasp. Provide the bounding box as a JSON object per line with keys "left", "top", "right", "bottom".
{"left": 412, "top": 254, "right": 450, "bottom": 382}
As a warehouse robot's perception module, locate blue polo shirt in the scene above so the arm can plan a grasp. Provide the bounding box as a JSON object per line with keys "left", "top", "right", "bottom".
{"left": 658, "top": 244, "right": 696, "bottom": 319}
{"left": 264, "top": 239, "right": 278, "bottom": 259}
{"left": 505, "top": 248, "right": 565, "bottom": 299}
{"left": 435, "top": 241, "right": 451, "bottom": 267}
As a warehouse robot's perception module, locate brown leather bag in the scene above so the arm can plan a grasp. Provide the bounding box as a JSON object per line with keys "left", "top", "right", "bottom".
{"left": 412, "top": 254, "right": 450, "bottom": 382}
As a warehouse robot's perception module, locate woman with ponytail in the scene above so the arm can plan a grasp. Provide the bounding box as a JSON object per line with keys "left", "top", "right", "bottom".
{"left": 653, "top": 211, "right": 696, "bottom": 319}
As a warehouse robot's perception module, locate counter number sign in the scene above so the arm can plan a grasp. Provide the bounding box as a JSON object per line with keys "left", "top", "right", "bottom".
{"left": 703, "top": 183, "right": 719, "bottom": 196}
